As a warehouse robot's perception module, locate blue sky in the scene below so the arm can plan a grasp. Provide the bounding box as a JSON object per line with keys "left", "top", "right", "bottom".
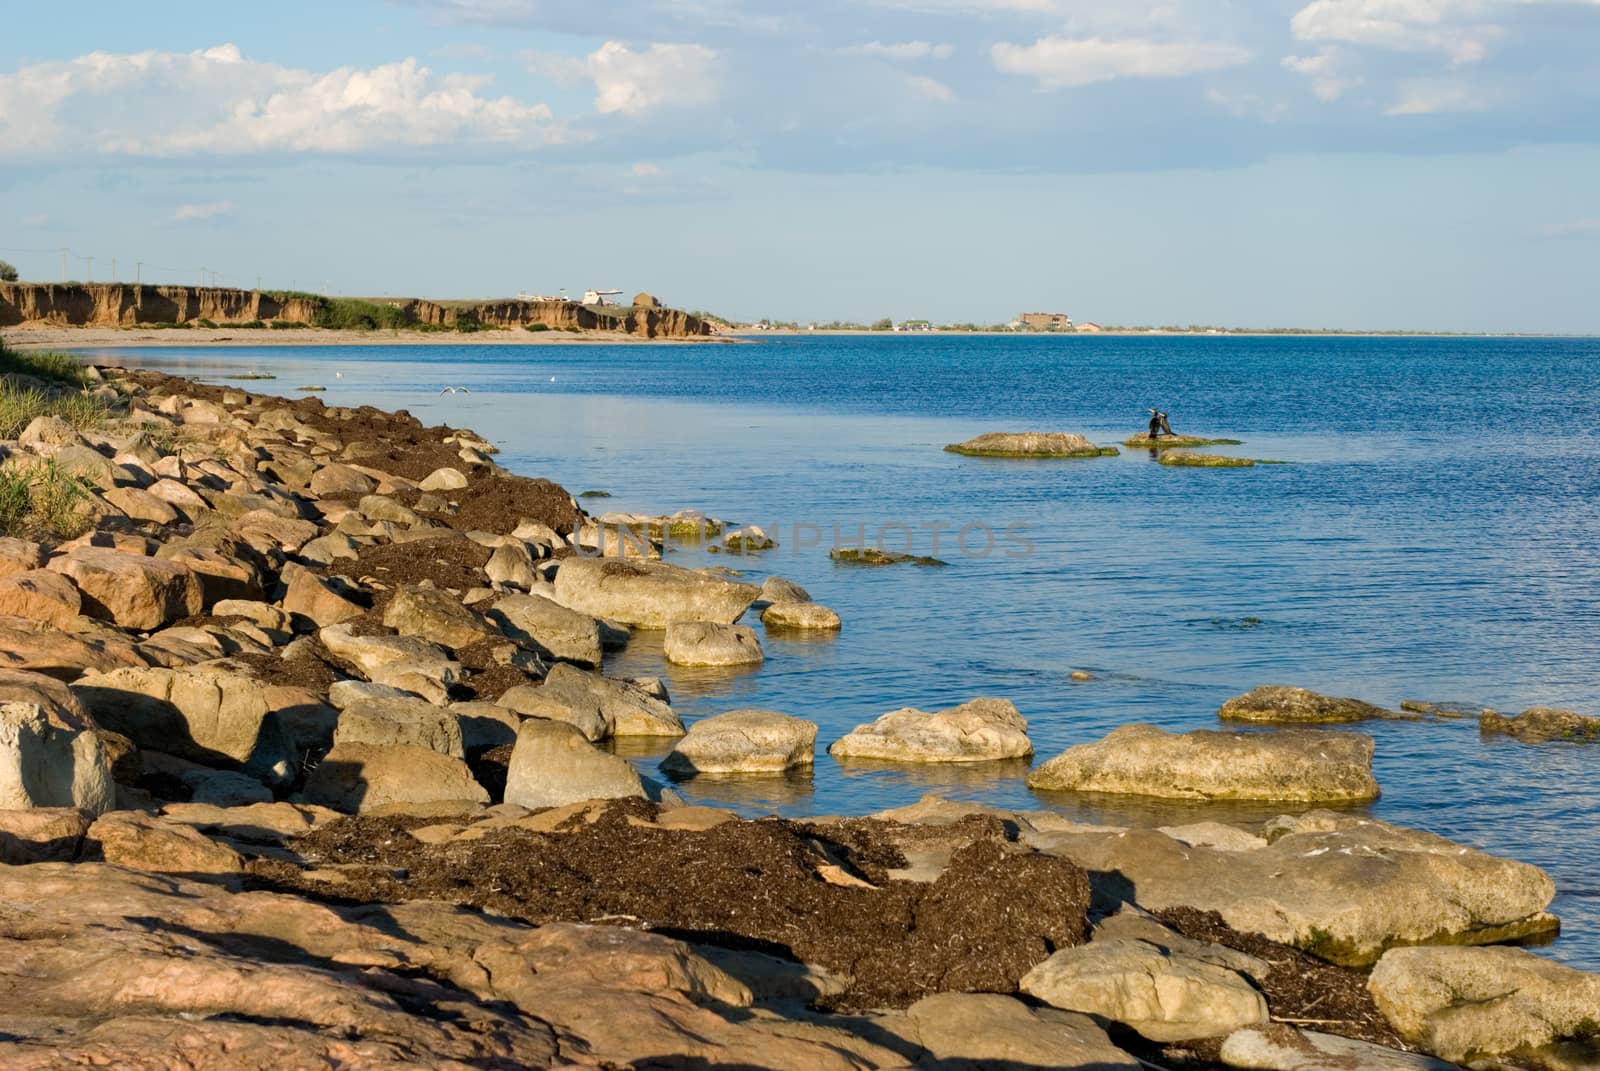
{"left": 1, "top": 0, "right": 1597, "bottom": 331}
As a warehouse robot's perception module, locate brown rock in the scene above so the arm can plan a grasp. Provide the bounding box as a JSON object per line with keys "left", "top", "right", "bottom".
{"left": 0, "top": 614, "right": 147, "bottom": 680}
{"left": 45, "top": 547, "right": 203, "bottom": 631}
{"left": 102, "top": 486, "right": 181, "bottom": 525}
{"left": 0, "top": 807, "right": 92, "bottom": 864}
{"left": 88, "top": 810, "right": 244, "bottom": 875}
{"left": 0, "top": 570, "right": 82, "bottom": 629}
{"left": 301, "top": 743, "right": 489, "bottom": 813}
{"left": 0, "top": 537, "right": 45, "bottom": 580}
{"left": 384, "top": 584, "right": 497, "bottom": 651}
{"left": 281, "top": 568, "right": 364, "bottom": 627}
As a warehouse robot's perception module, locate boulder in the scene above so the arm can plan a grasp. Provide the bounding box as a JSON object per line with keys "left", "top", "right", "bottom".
{"left": 1159, "top": 451, "right": 1257, "bottom": 467}
{"left": 757, "top": 575, "right": 811, "bottom": 605}
{"left": 1026, "top": 812, "right": 1557, "bottom": 966}
{"left": 234, "top": 511, "right": 320, "bottom": 554}
{"left": 663, "top": 621, "right": 764, "bottom": 666}
{"left": 449, "top": 701, "right": 522, "bottom": 753}
{"left": 72, "top": 666, "right": 297, "bottom": 785}
{"left": 383, "top": 585, "right": 497, "bottom": 651}
{"left": 0, "top": 614, "right": 146, "bottom": 680}
{"left": 1368, "top": 946, "right": 1600, "bottom": 1062}
{"left": 944, "top": 431, "right": 1118, "bottom": 458}
{"left": 829, "top": 697, "right": 1032, "bottom": 763}
{"left": 103, "top": 486, "right": 181, "bottom": 525}
{"left": 499, "top": 663, "right": 682, "bottom": 741}
{"left": 1021, "top": 937, "right": 1268, "bottom": 1041}
{"left": 1220, "top": 1025, "right": 1463, "bottom": 1071}
{"left": 0, "top": 569, "right": 82, "bottom": 629}
{"left": 328, "top": 680, "right": 417, "bottom": 708}
{"left": 318, "top": 624, "right": 461, "bottom": 697}
{"left": 188, "top": 770, "right": 275, "bottom": 807}
{"left": 299, "top": 532, "right": 361, "bottom": 564}
{"left": 419, "top": 466, "right": 469, "bottom": 492}
{"left": 307, "top": 463, "right": 376, "bottom": 497}
{"left": 1026, "top": 724, "right": 1380, "bottom": 802}
{"left": 488, "top": 593, "right": 603, "bottom": 667}
{"left": 281, "top": 569, "right": 365, "bottom": 627}
{"left": 885, "top": 993, "right": 1140, "bottom": 1069}
{"left": 485, "top": 540, "right": 536, "bottom": 590}
{"left": 332, "top": 697, "right": 466, "bottom": 759}
{"left": 45, "top": 547, "right": 203, "bottom": 631}
{"left": 302, "top": 742, "right": 489, "bottom": 813}
{"left": 661, "top": 710, "right": 817, "bottom": 776}
{"left": 1, "top": 702, "right": 114, "bottom": 816}
{"left": 0, "top": 806, "right": 93, "bottom": 864}
{"left": 158, "top": 544, "right": 267, "bottom": 606}
{"left": 722, "top": 526, "right": 775, "bottom": 552}
{"left": 502, "top": 718, "right": 645, "bottom": 809}
{"left": 146, "top": 477, "right": 209, "bottom": 513}
{"left": 553, "top": 557, "right": 759, "bottom": 628}
{"left": 1220, "top": 685, "right": 1397, "bottom": 724}
{"left": 88, "top": 810, "right": 244, "bottom": 875}
{"left": 1480, "top": 706, "right": 1600, "bottom": 744}
{"left": 212, "top": 599, "right": 293, "bottom": 633}
{"left": 0, "top": 537, "right": 45, "bottom": 580}
{"left": 1158, "top": 820, "right": 1268, "bottom": 852}
{"left": 762, "top": 601, "right": 841, "bottom": 630}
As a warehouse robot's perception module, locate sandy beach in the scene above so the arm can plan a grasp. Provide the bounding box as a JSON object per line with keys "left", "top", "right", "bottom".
{"left": 3, "top": 325, "right": 736, "bottom": 349}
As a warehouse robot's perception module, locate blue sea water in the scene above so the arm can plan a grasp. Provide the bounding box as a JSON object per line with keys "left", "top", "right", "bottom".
{"left": 88, "top": 334, "right": 1600, "bottom": 967}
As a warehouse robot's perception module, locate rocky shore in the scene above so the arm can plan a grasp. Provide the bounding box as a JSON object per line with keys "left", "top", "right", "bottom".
{"left": 2, "top": 361, "right": 1597, "bottom": 1069}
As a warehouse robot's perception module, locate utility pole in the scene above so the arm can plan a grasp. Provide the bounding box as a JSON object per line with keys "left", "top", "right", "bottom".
{"left": 136, "top": 262, "right": 142, "bottom": 286}
{"left": 199, "top": 267, "right": 208, "bottom": 288}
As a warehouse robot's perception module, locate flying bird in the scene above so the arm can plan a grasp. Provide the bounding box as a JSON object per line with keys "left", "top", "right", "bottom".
{"left": 440, "top": 386, "right": 471, "bottom": 395}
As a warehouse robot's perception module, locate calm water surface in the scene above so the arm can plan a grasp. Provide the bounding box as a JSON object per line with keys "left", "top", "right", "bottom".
{"left": 89, "top": 335, "right": 1600, "bottom": 967}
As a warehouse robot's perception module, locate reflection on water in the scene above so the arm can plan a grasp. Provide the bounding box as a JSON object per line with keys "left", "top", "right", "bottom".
{"left": 657, "top": 768, "right": 818, "bottom": 812}
{"left": 95, "top": 337, "right": 1600, "bottom": 970}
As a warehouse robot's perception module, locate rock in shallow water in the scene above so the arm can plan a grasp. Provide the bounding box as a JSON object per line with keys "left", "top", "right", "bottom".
{"left": 1026, "top": 723, "right": 1380, "bottom": 801}
{"left": 1480, "top": 706, "right": 1600, "bottom": 743}
{"left": 662, "top": 710, "right": 817, "bottom": 776}
{"left": 945, "top": 431, "right": 1118, "bottom": 458}
{"left": 1221, "top": 684, "right": 1399, "bottom": 724}
{"left": 553, "top": 557, "right": 760, "bottom": 628}
{"left": 762, "top": 600, "right": 841, "bottom": 630}
{"left": 503, "top": 718, "right": 645, "bottom": 808}
{"left": 663, "top": 621, "right": 764, "bottom": 666}
{"left": 829, "top": 697, "right": 1032, "bottom": 763}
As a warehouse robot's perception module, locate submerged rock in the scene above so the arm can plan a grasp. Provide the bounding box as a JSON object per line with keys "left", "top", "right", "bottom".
{"left": 1158, "top": 450, "right": 1262, "bottom": 467}
{"left": 761, "top": 600, "right": 841, "bottom": 630}
{"left": 1480, "top": 706, "right": 1600, "bottom": 743}
{"left": 830, "top": 547, "right": 949, "bottom": 567}
{"left": 662, "top": 710, "right": 817, "bottom": 776}
{"left": 1027, "top": 723, "right": 1380, "bottom": 801}
{"left": 829, "top": 698, "right": 1032, "bottom": 763}
{"left": 945, "top": 432, "right": 1118, "bottom": 459}
{"left": 1221, "top": 685, "right": 1399, "bottom": 724}
{"left": 1124, "top": 433, "right": 1244, "bottom": 448}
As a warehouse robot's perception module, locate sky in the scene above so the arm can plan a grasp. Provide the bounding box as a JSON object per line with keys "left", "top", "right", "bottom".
{"left": 1, "top": 0, "right": 1597, "bottom": 331}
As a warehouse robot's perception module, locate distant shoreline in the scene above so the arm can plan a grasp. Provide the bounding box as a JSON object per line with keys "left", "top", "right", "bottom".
{"left": 3, "top": 325, "right": 738, "bottom": 350}
{"left": 741, "top": 328, "right": 1585, "bottom": 339}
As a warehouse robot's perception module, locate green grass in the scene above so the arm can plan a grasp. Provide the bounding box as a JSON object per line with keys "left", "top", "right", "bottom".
{"left": 0, "top": 458, "right": 94, "bottom": 540}
{"left": 526, "top": 323, "right": 553, "bottom": 332}
{"left": 269, "top": 320, "right": 309, "bottom": 330}
{"left": 217, "top": 320, "right": 267, "bottom": 329}
{"left": 0, "top": 384, "right": 107, "bottom": 439}
{"left": 0, "top": 338, "right": 90, "bottom": 387}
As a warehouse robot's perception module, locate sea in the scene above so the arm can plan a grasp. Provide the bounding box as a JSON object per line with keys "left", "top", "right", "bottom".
{"left": 85, "top": 333, "right": 1600, "bottom": 967}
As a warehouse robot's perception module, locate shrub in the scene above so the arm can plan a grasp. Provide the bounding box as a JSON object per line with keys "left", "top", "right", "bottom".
{"left": 0, "top": 259, "right": 18, "bottom": 283}
{"left": 197, "top": 318, "right": 218, "bottom": 329}
{"left": 0, "top": 458, "right": 94, "bottom": 540}
{"left": 525, "top": 323, "right": 552, "bottom": 332}
{"left": 269, "top": 320, "right": 310, "bottom": 330}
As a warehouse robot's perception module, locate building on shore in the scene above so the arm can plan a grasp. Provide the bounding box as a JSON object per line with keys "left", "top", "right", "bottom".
{"left": 1017, "top": 311, "right": 1073, "bottom": 332}
{"left": 1075, "top": 321, "right": 1104, "bottom": 333}
{"left": 896, "top": 319, "right": 935, "bottom": 332}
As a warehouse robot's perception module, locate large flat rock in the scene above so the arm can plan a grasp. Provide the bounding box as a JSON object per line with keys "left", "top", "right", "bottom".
{"left": 553, "top": 557, "right": 759, "bottom": 628}
{"left": 830, "top": 697, "right": 1032, "bottom": 763}
{"left": 1027, "top": 723, "right": 1380, "bottom": 802}
{"left": 1027, "top": 811, "right": 1557, "bottom": 966}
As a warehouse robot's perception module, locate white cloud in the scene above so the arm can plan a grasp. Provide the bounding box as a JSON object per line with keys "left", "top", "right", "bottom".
{"left": 1282, "top": 50, "right": 1364, "bottom": 100}
{"left": 528, "top": 41, "right": 719, "bottom": 116}
{"left": 0, "top": 43, "right": 564, "bottom": 159}
{"left": 906, "top": 74, "right": 956, "bottom": 101}
{"left": 1206, "top": 88, "right": 1289, "bottom": 121}
{"left": 992, "top": 36, "right": 1251, "bottom": 89}
{"left": 173, "top": 200, "right": 235, "bottom": 222}
{"left": 842, "top": 41, "right": 956, "bottom": 60}
{"left": 631, "top": 161, "right": 663, "bottom": 176}
{"left": 1384, "top": 76, "right": 1490, "bottom": 113}
{"left": 1289, "top": 0, "right": 1502, "bottom": 64}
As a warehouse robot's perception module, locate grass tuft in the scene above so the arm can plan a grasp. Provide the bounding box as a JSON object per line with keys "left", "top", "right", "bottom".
{"left": 0, "top": 337, "right": 90, "bottom": 387}
{"left": 0, "top": 458, "right": 94, "bottom": 540}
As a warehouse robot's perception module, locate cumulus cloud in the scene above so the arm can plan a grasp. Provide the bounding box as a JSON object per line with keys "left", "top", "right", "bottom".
{"left": 173, "top": 200, "right": 235, "bottom": 222}
{"left": 1282, "top": 49, "right": 1364, "bottom": 100}
{"left": 0, "top": 43, "right": 565, "bottom": 159}
{"left": 906, "top": 74, "right": 956, "bottom": 101}
{"left": 1290, "top": 0, "right": 1502, "bottom": 64}
{"left": 842, "top": 41, "right": 956, "bottom": 60}
{"left": 529, "top": 41, "right": 720, "bottom": 116}
{"left": 992, "top": 36, "right": 1252, "bottom": 89}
